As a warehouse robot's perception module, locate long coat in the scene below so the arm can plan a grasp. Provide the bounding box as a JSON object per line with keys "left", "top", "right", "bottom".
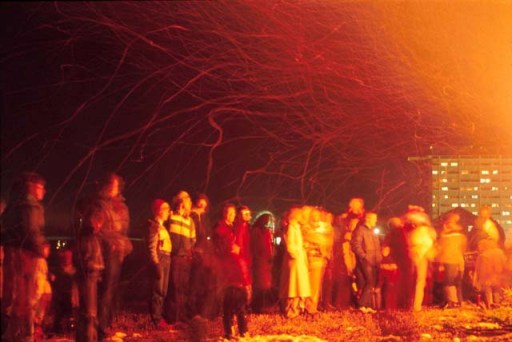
{"left": 250, "top": 226, "right": 273, "bottom": 290}
{"left": 279, "top": 220, "right": 311, "bottom": 298}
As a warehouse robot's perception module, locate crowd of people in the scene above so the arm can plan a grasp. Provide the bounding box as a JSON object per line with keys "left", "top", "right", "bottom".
{"left": 0, "top": 172, "right": 511, "bottom": 341}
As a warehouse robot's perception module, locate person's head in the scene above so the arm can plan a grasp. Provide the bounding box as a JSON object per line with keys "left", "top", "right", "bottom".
{"left": 42, "top": 242, "right": 51, "bottom": 259}
{"left": 238, "top": 205, "right": 251, "bottom": 223}
{"left": 99, "top": 173, "right": 124, "bottom": 198}
{"left": 479, "top": 205, "right": 492, "bottom": 219}
{"left": 222, "top": 203, "right": 237, "bottom": 225}
{"left": 443, "top": 213, "right": 462, "bottom": 233}
{"left": 23, "top": 172, "right": 46, "bottom": 201}
{"left": 387, "top": 217, "right": 403, "bottom": 230}
{"left": 364, "top": 211, "right": 378, "bottom": 228}
{"left": 348, "top": 197, "right": 365, "bottom": 215}
{"left": 58, "top": 248, "right": 73, "bottom": 267}
{"left": 254, "top": 213, "right": 272, "bottom": 229}
{"left": 173, "top": 191, "right": 192, "bottom": 216}
{"left": 194, "top": 194, "right": 209, "bottom": 213}
{"left": 404, "top": 205, "right": 431, "bottom": 227}
{"left": 152, "top": 199, "right": 170, "bottom": 222}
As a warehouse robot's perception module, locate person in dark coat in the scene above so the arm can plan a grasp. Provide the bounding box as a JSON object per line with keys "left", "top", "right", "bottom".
{"left": 350, "top": 211, "right": 381, "bottom": 313}
{"left": 250, "top": 214, "right": 274, "bottom": 313}
{"left": 2, "top": 172, "right": 48, "bottom": 341}
{"left": 75, "top": 203, "right": 105, "bottom": 342}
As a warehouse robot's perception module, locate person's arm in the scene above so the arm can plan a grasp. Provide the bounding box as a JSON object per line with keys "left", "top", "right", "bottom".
{"left": 284, "top": 221, "right": 300, "bottom": 259}
{"left": 21, "top": 203, "right": 46, "bottom": 256}
{"left": 146, "top": 221, "right": 160, "bottom": 266}
{"left": 350, "top": 226, "right": 366, "bottom": 261}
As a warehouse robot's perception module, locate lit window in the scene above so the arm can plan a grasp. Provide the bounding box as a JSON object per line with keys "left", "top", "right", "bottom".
{"left": 461, "top": 203, "right": 466, "bottom": 208}
{"left": 432, "top": 170, "right": 439, "bottom": 175}
{"left": 441, "top": 186, "right": 448, "bottom": 191}
{"left": 482, "top": 170, "right": 489, "bottom": 175}
{"left": 451, "top": 203, "right": 459, "bottom": 207}
{"left": 442, "top": 178, "right": 448, "bottom": 183}
{"left": 450, "top": 162, "right": 458, "bottom": 167}
{"left": 492, "top": 170, "right": 499, "bottom": 175}
{"left": 432, "top": 203, "right": 436, "bottom": 207}
{"left": 470, "top": 204, "right": 476, "bottom": 208}
{"left": 480, "top": 178, "right": 490, "bottom": 183}
{"left": 503, "top": 211, "right": 510, "bottom": 216}
{"left": 444, "top": 195, "right": 449, "bottom": 199}
{"left": 492, "top": 187, "right": 499, "bottom": 191}
{"left": 472, "top": 195, "right": 478, "bottom": 199}
{"left": 474, "top": 186, "right": 479, "bottom": 191}
{"left": 492, "top": 203, "right": 498, "bottom": 208}
{"left": 441, "top": 162, "right": 448, "bottom": 167}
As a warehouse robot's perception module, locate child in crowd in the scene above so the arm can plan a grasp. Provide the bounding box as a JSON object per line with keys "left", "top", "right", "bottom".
{"left": 76, "top": 204, "right": 105, "bottom": 342}
{"left": 473, "top": 238, "right": 506, "bottom": 309}
{"left": 52, "top": 246, "right": 79, "bottom": 333}
{"left": 379, "top": 244, "right": 398, "bottom": 310}
{"left": 219, "top": 252, "right": 251, "bottom": 339}
{"left": 32, "top": 242, "right": 53, "bottom": 340}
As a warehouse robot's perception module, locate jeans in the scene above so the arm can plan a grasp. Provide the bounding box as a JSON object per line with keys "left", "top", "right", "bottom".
{"left": 356, "top": 259, "right": 378, "bottom": 309}
{"left": 77, "top": 273, "right": 100, "bottom": 342}
{"left": 99, "top": 251, "right": 124, "bottom": 334}
{"left": 167, "top": 255, "right": 192, "bottom": 322}
{"left": 150, "top": 254, "right": 171, "bottom": 323}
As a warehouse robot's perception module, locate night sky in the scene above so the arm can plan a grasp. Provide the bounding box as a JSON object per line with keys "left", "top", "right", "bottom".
{"left": 2, "top": 1, "right": 511, "bottom": 235}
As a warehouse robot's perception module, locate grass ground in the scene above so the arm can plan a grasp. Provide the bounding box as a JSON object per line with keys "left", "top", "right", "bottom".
{"left": 49, "top": 302, "right": 511, "bottom": 342}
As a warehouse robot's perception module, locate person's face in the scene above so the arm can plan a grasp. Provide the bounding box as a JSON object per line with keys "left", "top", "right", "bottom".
{"left": 241, "top": 209, "right": 251, "bottom": 223}
{"left": 60, "top": 250, "right": 73, "bottom": 266}
{"left": 42, "top": 245, "right": 51, "bottom": 258}
{"left": 196, "top": 199, "right": 208, "bottom": 212}
{"left": 226, "top": 207, "right": 236, "bottom": 225}
{"left": 184, "top": 197, "right": 192, "bottom": 211}
{"left": 158, "top": 203, "right": 171, "bottom": 221}
{"left": 365, "top": 213, "right": 377, "bottom": 228}
{"left": 479, "top": 207, "right": 491, "bottom": 219}
{"left": 91, "top": 215, "right": 104, "bottom": 234}
{"left": 349, "top": 198, "right": 364, "bottom": 214}
{"left": 109, "top": 178, "right": 120, "bottom": 197}
{"left": 29, "top": 182, "right": 46, "bottom": 201}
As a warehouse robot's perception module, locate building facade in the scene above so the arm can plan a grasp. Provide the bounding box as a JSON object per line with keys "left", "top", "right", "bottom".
{"left": 430, "top": 156, "right": 512, "bottom": 240}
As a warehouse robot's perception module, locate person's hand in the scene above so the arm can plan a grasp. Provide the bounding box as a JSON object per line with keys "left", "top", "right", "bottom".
{"left": 245, "top": 285, "right": 252, "bottom": 304}
{"left": 153, "top": 264, "right": 162, "bottom": 280}
{"left": 231, "top": 244, "right": 240, "bottom": 255}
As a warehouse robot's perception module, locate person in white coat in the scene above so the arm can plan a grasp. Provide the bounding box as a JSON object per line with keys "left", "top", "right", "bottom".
{"left": 279, "top": 207, "right": 311, "bottom": 318}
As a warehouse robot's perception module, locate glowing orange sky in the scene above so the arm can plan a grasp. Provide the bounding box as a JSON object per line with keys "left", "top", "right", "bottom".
{"left": 372, "top": 1, "right": 512, "bottom": 149}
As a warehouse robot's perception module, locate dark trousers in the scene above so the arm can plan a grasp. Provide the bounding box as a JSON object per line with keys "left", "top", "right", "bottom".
{"left": 189, "top": 255, "right": 219, "bottom": 319}
{"left": 356, "top": 259, "right": 378, "bottom": 309}
{"left": 1, "top": 247, "right": 16, "bottom": 334}
{"left": 321, "top": 259, "right": 334, "bottom": 309}
{"left": 98, "top": 252, "right": 124, "bottom": 334}
{"left": 223, "top": 286, "right": 248, "bottom": 338}
{"left": 150, "top": 254, "right": 171, "bottom": 323}
{"left": 76, "top": 273, "right": 100, "bottom": 342}
{"left": 167, "top": 256, "right": 192, "bottom": 323}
